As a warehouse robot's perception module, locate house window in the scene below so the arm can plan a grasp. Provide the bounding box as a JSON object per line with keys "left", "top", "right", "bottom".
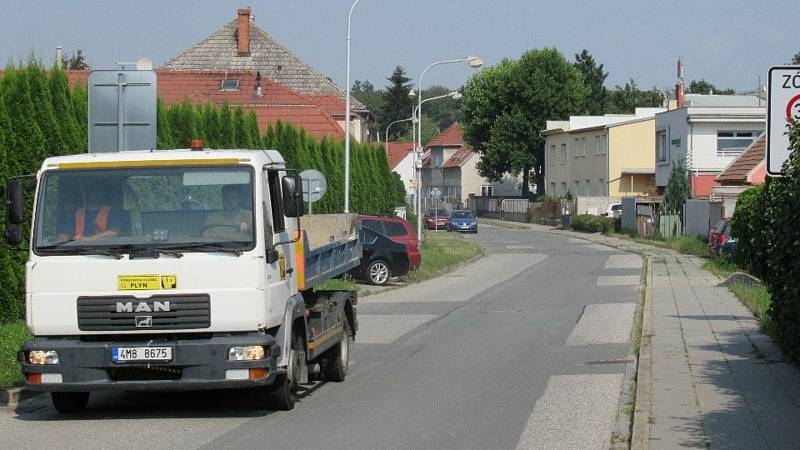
{"left": 657, "top": 131, "right": 667, "bottom": 162}
{"left": 220, "top": 79, "right": 240, "bottom": 91}
{"left": 573, "top": 138, "right": 579, "bottom": 158}
{"left": 581, "top": 137, "right": 587, "bottom": 157}
{"left": 481, "top": 185, "right": 494, "bottom": 197}
{"left": 560, "top": 143, "right": 567, "bottom": 164}
{"left": 595, "top": 135, "right": 601, "bottom": 155}
{"left": 574, "top": 180, "right": 580, "bottom": 195}
{"left": 599, "top": 178, "right": 606, "bottom": 196}
{"left": 549, "top": 145, "right": 556, "bottom": 167}
{"left": 717, "top": 130, "right": 761, "bottom": 157}
{"left": 561, "top": 182, "right": 567, "bottom": 195}
{"left": 600, "top": 134, "right": 607, "bottom": 154}
{"left": 586, "top": 179, "right": 591, "bottom": 196}
{"left": 550, "top": 182, "right": 556, "bottom": 194}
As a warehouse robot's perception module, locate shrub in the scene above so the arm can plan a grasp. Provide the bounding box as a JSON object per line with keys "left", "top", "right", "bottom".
{"left": 763, "top": 122, "right": 800, "bottom": 360}
{"left": 571, "top": 214, "right": 617, "bottom": 233}
{"left": 730, "top": 185, "right": 763, "bottom": 277}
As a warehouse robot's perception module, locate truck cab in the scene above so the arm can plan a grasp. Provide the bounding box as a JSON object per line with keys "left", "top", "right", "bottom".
{"left": 7, "top": 149, "right": 359, "bottom": 413}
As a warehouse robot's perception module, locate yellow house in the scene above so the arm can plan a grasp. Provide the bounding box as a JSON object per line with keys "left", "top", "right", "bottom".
{"left": 543, "top": 109, "right": 662, "bottom": 198}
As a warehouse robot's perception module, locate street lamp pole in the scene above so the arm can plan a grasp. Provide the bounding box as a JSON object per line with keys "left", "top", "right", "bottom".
{"left": 415, "top": 57, "right": 482, "bottom": 241}
{"left": 384, "top": 118, "right": 414, "bottom": 155}
{"left": 343, "top": 0, "right": 360, "bottom": 214}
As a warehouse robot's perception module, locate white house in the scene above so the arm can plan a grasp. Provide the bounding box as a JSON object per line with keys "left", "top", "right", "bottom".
{"left": 387, "top": 142, "right": 416, "bottom": 197}
{"left": 654, "top": 94, "right": 765, "bottom": 197}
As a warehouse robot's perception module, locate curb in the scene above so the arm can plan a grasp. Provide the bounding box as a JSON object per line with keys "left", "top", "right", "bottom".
{"left": 0, "top": 387, "right": 44, "bottom": 409}
{"left": 631, "top": 257, "right": 653, "bottom": 449}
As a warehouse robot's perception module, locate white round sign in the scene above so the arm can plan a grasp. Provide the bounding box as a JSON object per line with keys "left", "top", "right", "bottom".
{"left": 299, "top": 169, "right": 327, "bottom": 203}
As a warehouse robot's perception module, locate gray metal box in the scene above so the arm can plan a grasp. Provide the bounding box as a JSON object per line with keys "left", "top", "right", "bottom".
{"left": 88, "top": 70, "right": 157, "bottom": 153}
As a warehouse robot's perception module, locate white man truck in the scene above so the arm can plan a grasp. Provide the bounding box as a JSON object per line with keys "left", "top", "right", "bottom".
{"left": 5, "top": 149, "right": 360, "bottom": 413}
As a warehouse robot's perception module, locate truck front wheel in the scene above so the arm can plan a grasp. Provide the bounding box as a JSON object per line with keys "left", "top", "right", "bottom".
{"left": 52, "top": 392, "right": 90, "bottom": 414}
{"left": 323, "top": 320, "right": 352, "bottom": 382}
{"left": 268, "top": 335, "right": 304, "bottom": 411}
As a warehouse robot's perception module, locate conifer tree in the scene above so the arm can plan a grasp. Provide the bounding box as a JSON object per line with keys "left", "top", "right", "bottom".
{"left": 71, "top": 85, "right": 89, "bottom": 150}
{"left": 3, "top": 66, "right": 47, "bottom": 171}
{"left": 219, "top": 101, "right": 234, "bottom": 147}
{"left": 156, "top": 99, "right": 174, "bottom": 149}
{"left": 25, "top": 60, "right": 65, "bottom": 157}
{"left": 49, "top": 67, "right": 82, "bottom": 154}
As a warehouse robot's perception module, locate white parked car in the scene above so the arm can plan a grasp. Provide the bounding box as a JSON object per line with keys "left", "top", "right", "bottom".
{"left": 606, "top": 203, "right": 622, "bottom": 218}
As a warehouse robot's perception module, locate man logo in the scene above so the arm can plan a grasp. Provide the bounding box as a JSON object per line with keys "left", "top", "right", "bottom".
{"left": 135, "top": 316, "right": 153, "bottom": 328}
{"left": 116, "top": 301, "right": 171, "bottom": 313}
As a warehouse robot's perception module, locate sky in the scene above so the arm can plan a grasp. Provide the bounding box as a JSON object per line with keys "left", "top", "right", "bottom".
{"left": 0, "top": 0, "right": 795, "bottom": 95}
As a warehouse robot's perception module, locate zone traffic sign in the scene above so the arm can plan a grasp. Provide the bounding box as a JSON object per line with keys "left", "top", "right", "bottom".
{"left": 767, "top": 66, "right": 800, "bottom": 176}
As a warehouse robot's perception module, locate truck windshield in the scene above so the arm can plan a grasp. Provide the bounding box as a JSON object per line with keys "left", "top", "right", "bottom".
{"left": 33, "top": 165, "right": 256, "bottom": 254}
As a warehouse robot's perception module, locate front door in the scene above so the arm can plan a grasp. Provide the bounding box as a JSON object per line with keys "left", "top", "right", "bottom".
{"left": 264, "top": 170, "right": 294, "bottom": 314}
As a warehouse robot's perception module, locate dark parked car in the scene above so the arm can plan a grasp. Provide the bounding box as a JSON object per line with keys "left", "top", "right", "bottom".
{"left": 708, "top": 219, "right": 736, "bottom": 256}
{"left": 447, "top": 210, "right": 478, "bottom": 233}
{"left": 358, "top": 215, "right": 420, "bottom": 269}
{"left": 352, "top": 227, "right": 411, "bottom": 286}
{"left": 424, "top": 208, "right": 449, "bottom": 230}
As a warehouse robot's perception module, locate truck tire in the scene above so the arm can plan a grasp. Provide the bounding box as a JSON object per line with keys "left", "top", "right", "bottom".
{"left": 323, "top": 320, "right": 352, "bottom": 382}
{"left": 268, "top": 334, "right": 303, "bottom": 411}
{"left": 51, "top": 392, "right": 90, "bottom": 414}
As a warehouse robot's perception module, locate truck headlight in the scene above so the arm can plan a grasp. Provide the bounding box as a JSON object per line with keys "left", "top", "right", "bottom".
{"left": 28, "top": 350, "right": 59, "bottom": 365}
{"left": 228, "top": 346, "right": 266, "bottom": 361}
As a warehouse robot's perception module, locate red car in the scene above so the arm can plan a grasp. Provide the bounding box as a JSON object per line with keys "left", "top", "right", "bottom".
{"left": 424, "top": 209, "right": 449, "bottom": 230}
{"left": 358, "top": 215, "right": 421, "bottom": 269}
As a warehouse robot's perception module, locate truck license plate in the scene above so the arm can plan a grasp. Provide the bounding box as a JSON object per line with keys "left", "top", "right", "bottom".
{"left": 112, "top": 346, "right": 172, "bottom": 362}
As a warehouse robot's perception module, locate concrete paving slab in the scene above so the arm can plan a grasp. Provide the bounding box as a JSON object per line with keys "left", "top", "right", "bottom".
{"left": 515, "top": 373, "right": 623, "bottom": 450}
{"left": 567, "top": 303, "right": 636, "bottom": 346}
{"left": 505, "top": 245, "right": 535, "bottom": 250}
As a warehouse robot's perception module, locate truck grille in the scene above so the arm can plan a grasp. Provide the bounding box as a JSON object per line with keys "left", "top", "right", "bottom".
{"left": 77, "top": 295, "right": 210, "bottom": 331}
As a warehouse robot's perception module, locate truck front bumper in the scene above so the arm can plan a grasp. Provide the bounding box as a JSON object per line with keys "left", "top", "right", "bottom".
{"left": 18, "top": 334, "right": 279, "bottom": 392}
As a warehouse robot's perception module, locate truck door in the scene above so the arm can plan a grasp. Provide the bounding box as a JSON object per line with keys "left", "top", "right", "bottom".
{"left": 264, "top": 170, "right": 294, "bottom": 304}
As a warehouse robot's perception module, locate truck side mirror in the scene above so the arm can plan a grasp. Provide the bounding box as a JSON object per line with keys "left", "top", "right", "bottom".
{"left": 282, "top": 174, "right": 305, "bottom": 218}
{"left": 6, "top": 180, "right": 24, "bottom": 225}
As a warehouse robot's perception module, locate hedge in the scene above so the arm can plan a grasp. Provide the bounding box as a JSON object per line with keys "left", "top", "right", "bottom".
{"left": 0, "top": 60, "right": 405, "bottom": 324}
{"left": 570, "top": 214, "right": 618, "bottom": 233}
{"left": 730, "top": 122, "right": 800, "bottom": 360}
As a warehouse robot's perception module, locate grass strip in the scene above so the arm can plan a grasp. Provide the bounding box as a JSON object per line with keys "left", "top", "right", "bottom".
{"left": 0, "top": 320, "right": 31, "bottom": 390}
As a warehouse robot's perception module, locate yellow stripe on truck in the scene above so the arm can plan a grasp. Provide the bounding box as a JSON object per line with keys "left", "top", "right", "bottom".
{"left": 58, "top": 158, "right": 242, "bottom": 169}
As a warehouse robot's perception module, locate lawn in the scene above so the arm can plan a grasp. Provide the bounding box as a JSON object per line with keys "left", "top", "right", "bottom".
{"left": 729, "top": 283, "right": 776, "bottom": 338}
{"left": 0, "top": 320, "right": 30, "bottom": 390}
{"left": 406, "top": 231, "right": 485, "bottom": 283}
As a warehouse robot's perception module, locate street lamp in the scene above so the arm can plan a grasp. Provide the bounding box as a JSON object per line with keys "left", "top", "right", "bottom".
{"left": 415, "top": 56, "right": 482, "bottom": 241}
{"left": 384, "top": 118, "right": 414, "bottom": 155}
{"left": 344, "top": 0, "right": 361, "bottom": 214}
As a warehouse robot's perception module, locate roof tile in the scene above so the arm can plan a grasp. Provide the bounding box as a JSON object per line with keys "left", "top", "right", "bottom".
{"left": 427, "top": 122, "right": 464, "bottom": 148}
{"left": 386, "top": 142, "right": 414, "bottom": 169}
{"left": 716, "top": 134, "right": 766, "bottom": 184}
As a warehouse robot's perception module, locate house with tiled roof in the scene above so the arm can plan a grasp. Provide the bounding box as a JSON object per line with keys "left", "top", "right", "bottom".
{"left": 157, "top": 70, "right": 343, "bottom": 140}
{"left": 422, "top": 123, "right": 521, "bottom": 206}
{"left": 711, "top": 133, "right": 766, "bottom": 217}
{"left": 161, "top": 8, "right": 369, "bottom": 142}
{"left": 386, "top": 142, "right": 415, "bottom": 196}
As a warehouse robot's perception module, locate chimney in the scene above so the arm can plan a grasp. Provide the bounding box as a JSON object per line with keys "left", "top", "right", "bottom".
{"left": 675, "top": 57, "right": 685, "bottom": 108}
{"left": 237, "top": 8, "right": 251, "bottom": 57}
{"left": 55, "top": 46, "right": 63, "bottom": 69}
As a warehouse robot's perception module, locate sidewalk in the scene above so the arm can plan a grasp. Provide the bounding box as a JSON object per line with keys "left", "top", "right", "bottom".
{"left": 483, "top": 220, "right": 800, "bottom": 449}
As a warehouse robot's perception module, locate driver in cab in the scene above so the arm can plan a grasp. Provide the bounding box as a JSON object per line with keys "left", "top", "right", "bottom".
{"left": 202, "top": 184, "right": 252, "bottom": 240}
{"left": 56, "top": 181, "right": 124, "bottom": 242}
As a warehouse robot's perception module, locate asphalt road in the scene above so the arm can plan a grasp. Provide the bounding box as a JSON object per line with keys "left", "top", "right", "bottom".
{"left": 0, "top": 225, "right": 642, "bottom": 450}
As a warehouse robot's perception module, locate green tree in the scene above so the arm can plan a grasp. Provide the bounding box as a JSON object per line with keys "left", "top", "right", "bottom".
{"left": 605, "top": 79, "right": 665, "bottom": 114}
{"left": 156, "top": 99, "right": 174, "bottom": 149}
{"left": 398, "top": 114, "right": 438, "bottom": 146}
{"left": 381, "top": 66, "right": 414, "bottom": 141}
{"left": 352, "top": 79, "right": 385, "bottom": 129}
{"left": 49, "top": 67, "right": 82, "bottom": 153}
{"left": 688, "top": 79, "right": 735, "bottom": 95}
{"left": 26, "top": 60, "right": 66, "bottom": 157}
{"left": 661, "top": 158, "right": 690, "bottom": 214}
{"left": 420, "top": 85, "right": 462, "bottom": 130}
{"left": 219, "top": 101, "right": 234, "bottom": 146}
{"left": 461, "top": 48, "right": 589, "bottom": 197}
{"left": 62, "top": 49, "right": 89, "bottom": 70}
{"left": 71, "top": 85, "right": 89, "bottom": 150}
{"left": 574, "top": 49, "right": 608, "bottom": 115}
{"left": 792, "top": 52, "right": 800, "bottom": 65}
{"left": 2, "top": 66, "right": 47, "bottom": 172}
